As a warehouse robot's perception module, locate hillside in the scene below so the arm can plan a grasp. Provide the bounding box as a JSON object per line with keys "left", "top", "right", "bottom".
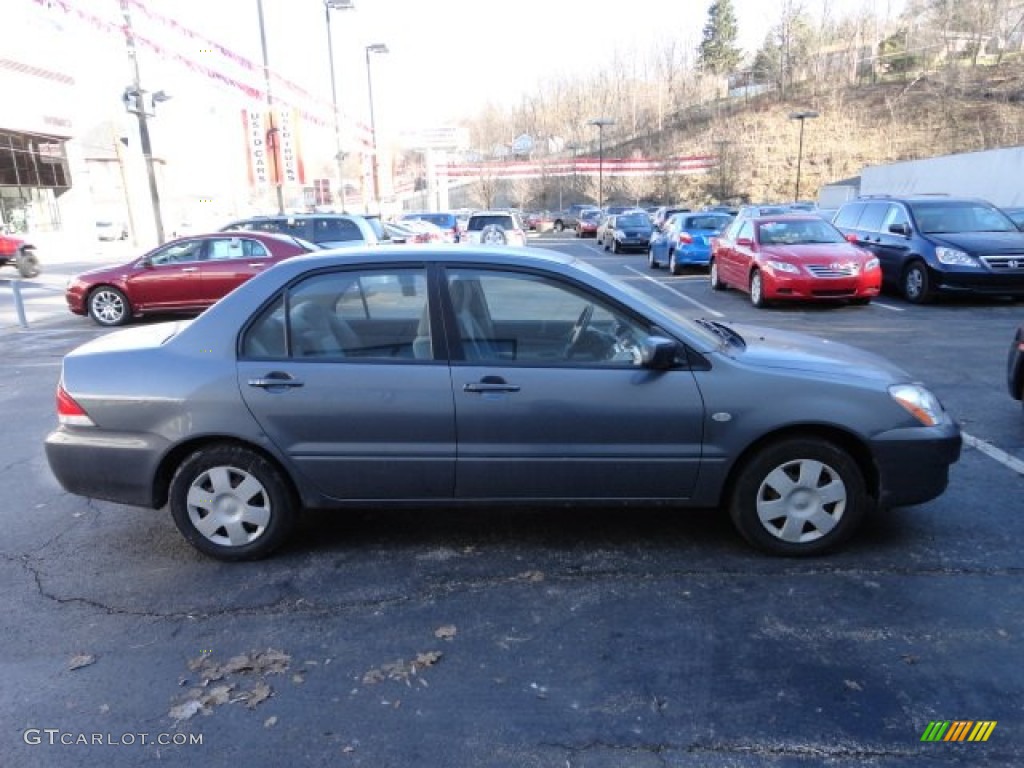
{"left": 604, "top": 59, "right": 1024, "bottom": 205}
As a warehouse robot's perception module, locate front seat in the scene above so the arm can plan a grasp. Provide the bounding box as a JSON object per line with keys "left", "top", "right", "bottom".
{"left": 449, "top": 280, "right": 498, "bottom": 361}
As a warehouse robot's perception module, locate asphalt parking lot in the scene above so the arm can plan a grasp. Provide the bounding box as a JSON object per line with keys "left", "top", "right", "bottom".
{"left": 1, "top": 233, "right": 1022, "bottom": 767}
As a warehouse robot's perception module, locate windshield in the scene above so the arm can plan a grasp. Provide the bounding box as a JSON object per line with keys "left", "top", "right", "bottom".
{"left": 570, "top": 258, "right": 723, "bottom": 348}
{"left": 909, "top": 202, "right": 1018, "bottom": 233}
{"left": 757, "top": 218, "right": 846, "bottom": 245}
{"left": 580, "top": 210, "right": 601, "bottom": 221}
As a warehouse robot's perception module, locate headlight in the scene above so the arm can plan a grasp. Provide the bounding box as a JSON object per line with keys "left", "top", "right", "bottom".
{"left": 935, "top": 247, "right": 975, "bottom": 266}
{"left": 864, "top": 257, "right": 880, "bottom": 271}
{"left": 889, "top": 384, "right": 946, "bottom": 426}
{"left": 766, "top": 260, "right": 800, "bottom": 274}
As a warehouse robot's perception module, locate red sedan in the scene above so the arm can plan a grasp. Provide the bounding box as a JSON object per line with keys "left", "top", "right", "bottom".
{"left": 67, "top": 231, "right": 317, "bottom": 326}
{"left": 710, "top": 215, "right": 881, "bottom": 307}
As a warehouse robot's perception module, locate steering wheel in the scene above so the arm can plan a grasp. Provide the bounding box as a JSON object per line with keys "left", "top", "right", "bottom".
{"left": 565, "top": 304, "right": 594, "bottom": 357}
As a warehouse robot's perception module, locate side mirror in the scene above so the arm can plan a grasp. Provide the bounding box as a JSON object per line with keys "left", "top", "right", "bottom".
{"left": 889, "top": 223, "right": 911, "bottom": 237}
{"left": 736, "top": 236, "right": 753, "bottom": 247}
{"left": 845, "top": 233, "right": 859, "bottom": 244}
{"left": 640, "top": 336, "right": 679, "bottom": 370}
{"left": 139, "top": 256, "right": 153, "bottom": 268}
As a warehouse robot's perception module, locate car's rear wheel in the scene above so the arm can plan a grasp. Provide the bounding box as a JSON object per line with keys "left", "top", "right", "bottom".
{"left": 553, "top": 221, "right": 564, "bottom": 233}
{"left": 612, "top": 239, "right": 620, "bottom": 254}
{"left": 902, "top": 261, "right": 932, "bottom": 304}
{"left": 480, "top": 225, "right": 507, "bottom": 245}
{"left": 88, "top": 286, "right": 131, "bottom": 326}
{"left": 729, "top": 438, "right": 867, "bottom": 556}
{"left": 648, "top": 246, "right": 659, "bottom": 269}
{"left": 169, "top": 444, "right": 297, "bottom": 561}
{"left": 709, "top": 259, "right": 726, "bottom": 290}
{"left": 669, "top": 250, "right": 682, "bottom": 276}
{"left": 750, "top": 269, "right": 768, "bottom": 308}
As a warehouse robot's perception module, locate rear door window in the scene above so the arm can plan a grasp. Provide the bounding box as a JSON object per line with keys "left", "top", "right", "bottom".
{"left": 856, "top": 202, "right": 890, "bottom": 233}
{"left": 834, "top": 202, "right": 867, "bottom": 229}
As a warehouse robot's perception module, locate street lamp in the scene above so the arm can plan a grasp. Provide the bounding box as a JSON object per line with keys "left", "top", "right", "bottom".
{"left": 365, "top": 42, "right": 389, "bottom": 212}
{"left": 324, "top": 0, "right": 355, "bottom": 212}
{"left": 788, "top": 110, "right": 819, "bottom": 202}
{"left": 256, "top": 0, "right": 285, "bottom": 214}
{"left": 587, "top": 118, "right": 614, "bottom": 209}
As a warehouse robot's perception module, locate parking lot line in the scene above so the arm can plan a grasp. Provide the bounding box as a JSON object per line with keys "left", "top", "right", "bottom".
{"left": 623, "top": 265, "right": 725, "bottom": 318}
{"left": 870, "top": 301, "right": 905, "bottom": 312}
{"left": 962, "top": 432, "right": 1024, "bottom": 476}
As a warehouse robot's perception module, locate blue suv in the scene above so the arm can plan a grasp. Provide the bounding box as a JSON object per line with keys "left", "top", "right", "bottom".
{"left": 833, "top": 196, "right": 1024, "bottom": 303}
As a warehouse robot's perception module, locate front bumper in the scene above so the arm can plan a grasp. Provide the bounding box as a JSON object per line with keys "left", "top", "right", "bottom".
{"left": 869, "top": 420, "right": 962, "bottom": 508}
{"left": 45, "top": 427, "right": 170, "bottom": 508}
{"left": 764, "top": 271, "right": 881, "bottom": 300}
{"left": 932, "top": 267, "right": 1024, "bottom": 296}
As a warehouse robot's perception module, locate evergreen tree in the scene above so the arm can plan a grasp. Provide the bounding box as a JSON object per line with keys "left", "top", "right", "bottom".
{"left": 698, "top": 0, "right": 743, "bottom": 75}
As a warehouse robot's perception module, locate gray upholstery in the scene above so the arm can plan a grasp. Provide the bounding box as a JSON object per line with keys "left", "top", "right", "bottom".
{"left": 450, "top": 280, "right": 497, "bottom": 360}
{"left": 290, "top": 301, "right": 361, "bottom": 357}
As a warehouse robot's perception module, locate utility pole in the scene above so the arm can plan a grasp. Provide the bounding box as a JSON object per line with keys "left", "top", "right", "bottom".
{"left": 256, "top": 0, "right": 285, "bottom": 214}
{"left": 324, "top": 1, "right": 355, "bottom": 212}
{"left": 118, "top": 0, "right": 165, "bottom": 244}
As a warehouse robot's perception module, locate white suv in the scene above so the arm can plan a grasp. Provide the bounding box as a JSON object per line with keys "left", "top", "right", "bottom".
{"left": 463, "top": 211, "right": 528, "bottom": 246}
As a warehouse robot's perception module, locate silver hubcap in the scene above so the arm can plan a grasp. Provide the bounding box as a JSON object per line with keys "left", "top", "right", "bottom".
{"left": 91, "top": 291, "right": 125, "bottom": 324}
{"left": 756, "top": 459, "right": 847, "bottom": 543}
{"left": 710, "top": 263, "right": 718, "bottom": 284}
{"left": 751, "top": 274, "right": 762, "bottom": 303}
{"left": 906, "top": 269, "right": 923, "bottom": 297}
{"left": 482, "top": 230, "right": 504, "bottom": 244}
{"left": 187, "top": 466, "right": 271, "bottom": 547}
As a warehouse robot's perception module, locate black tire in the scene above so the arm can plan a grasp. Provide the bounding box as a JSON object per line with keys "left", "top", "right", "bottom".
{"left": 87, "top": 286, "right": 132, "bottom": 326}
{"left": 709, "top": 258, "right": 726, "bottom": 290}
{"left": 728, "top": 437, "right": 868, "bottom": 557}
{"left": 750, "top": 269, "right": 768, "bottom": 308}
{"left": 553, "top": 220, "right": 565, "bottom": 233}
{"left": 16, "top": 248, "right": 40, "bottom": 278}
{"left": 669, "top": 250, "right": 682, "bottom": 276}
{"left": 169, "top": 444, "right": 298, "bottom": 561}
{"left": 648, "top": 247, "right": 659, "bottom": 269}
{"left": 902, "top": 261, "right": 932, "bottom": 304}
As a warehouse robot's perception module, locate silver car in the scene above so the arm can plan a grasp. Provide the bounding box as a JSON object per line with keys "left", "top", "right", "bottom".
{"left": 46, "top": 247, "right": 961, "bottom": 561}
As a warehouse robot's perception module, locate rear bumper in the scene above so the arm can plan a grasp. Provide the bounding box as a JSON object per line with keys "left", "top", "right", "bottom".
{"left": 869, "top": 420, "right": 962, "bottom": 508}
{"left": 45, "top": 427, "right": 169, "bottom": 508}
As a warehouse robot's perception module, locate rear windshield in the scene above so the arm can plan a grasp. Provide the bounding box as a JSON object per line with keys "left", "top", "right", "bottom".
{"left": 405, "top": 213, "right": 455, "bottom": 228}
{"left": 468, "top": 215, "right": 514, "bottom": 231}
{"left": 617, "top": 214, "right": 650, "bottom": 227}
{"left": 683, "top": 215, "right": 732, "bottom": 231}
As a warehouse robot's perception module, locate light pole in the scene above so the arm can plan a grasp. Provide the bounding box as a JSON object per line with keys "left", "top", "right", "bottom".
{"left": 325, "top": 1, "right": 355, "bottom": 212}
{"left": 587, "top": 118, "right": 614, "bottom": 209}
{"left": 118, "top": 0, "right": 167, "bottom": 244}
{"left": 788, "top": 110, "right": 819, "bottom": 202}
{"left": 713, "top": 139, "right": 733, "bottom": 203}
{"left": 365, "top": 42, "right": 389, "bottom": 213}
{"left": 256, "top": 0, "right": 285, "bottom": 214}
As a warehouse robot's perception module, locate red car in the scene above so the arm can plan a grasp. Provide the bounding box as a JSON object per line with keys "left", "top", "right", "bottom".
{"left": 0, "top": 231, "right": 40, "bottom": 277}
{"left": 574, "top": 209, "right": 601, "bottom": 238}
{"left": 709, "top": 215, "right": 881, "bottom": 307}
{"left": 66, "top": 231, "right": 316, "bottom": 326}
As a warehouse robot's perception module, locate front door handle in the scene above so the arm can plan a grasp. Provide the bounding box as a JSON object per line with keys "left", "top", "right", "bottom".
{"left": 181, "top": 266, "right": 199, "bottom": 273}
{"left": 248, "top": 371, "right": 304, "bottom": 389}
{"left": 464, "top": 375, "right": 520, "bottom": 394}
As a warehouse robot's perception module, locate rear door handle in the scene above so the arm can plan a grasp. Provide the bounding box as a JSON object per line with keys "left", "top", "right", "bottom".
{"left": 248, "top": 372, "right": 304, "bottom": 389}
{"left": 181, "top": 267, "right": 199, "bottom": 273}
{"left": 248, "top": 262, "right": 265, "bottom": 268}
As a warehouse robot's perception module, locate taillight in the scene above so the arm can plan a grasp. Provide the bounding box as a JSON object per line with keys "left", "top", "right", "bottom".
{"left": 678, "top": 232, "right": 693, "bottom": 244}
{"left": 56, "top": 383, "right": 94, "bottom": 427}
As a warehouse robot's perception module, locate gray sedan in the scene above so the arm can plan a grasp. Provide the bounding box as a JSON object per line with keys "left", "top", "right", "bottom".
{"left": 45, "top": 247, "right": 961, "bottom": 560}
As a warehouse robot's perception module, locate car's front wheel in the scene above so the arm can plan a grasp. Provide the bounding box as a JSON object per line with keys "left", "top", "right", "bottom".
{"left": 554, "top": 220, "right": 565, "bottom": 233}
{"left": 88, "top": 286, "right": 131, "bottom": 326}
{"left": 169, "top": 444, "right": 298, "bottom": 561}
{"left": 16, "top": 248, "right": 40, "bottom": 278}
{"left": 750, "top": 269, "right": 768, "bottom": 308}
{"left": 729, "top": 438, "right": 868, "bottom": 556}
{"left": 902, "top": 261, "right": 932, "bottom": 304}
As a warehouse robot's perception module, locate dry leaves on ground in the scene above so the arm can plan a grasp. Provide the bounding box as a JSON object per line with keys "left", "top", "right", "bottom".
{"left": 171, "top": 649, "right": 290, "bottom": 721}
{"left": 362, "top": 651, "right": 443, "bottom": 686}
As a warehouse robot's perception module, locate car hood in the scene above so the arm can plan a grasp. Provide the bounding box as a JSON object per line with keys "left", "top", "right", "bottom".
{"left": 74, "top": 260, "right": 142, "bottom": 280}
{"left": 928, "top": 231, "right": 1024, "bottom": 253}
{"left": 761, "top": 242, "right": 869, "bottom": 262}
{"left": 725, "top": 323, "right": 910, "bottom": 383}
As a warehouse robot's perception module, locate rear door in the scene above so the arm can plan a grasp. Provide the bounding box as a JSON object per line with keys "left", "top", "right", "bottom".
{"left": 199, "top": 236, "right": 276, "bottom": 304}
{"left": 238, "top": 266, "right": 456, "bottom": 501}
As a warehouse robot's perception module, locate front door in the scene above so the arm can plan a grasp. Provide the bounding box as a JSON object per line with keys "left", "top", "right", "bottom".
{"left": 443, "top": 267, "right": 705, "bottom": 500}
